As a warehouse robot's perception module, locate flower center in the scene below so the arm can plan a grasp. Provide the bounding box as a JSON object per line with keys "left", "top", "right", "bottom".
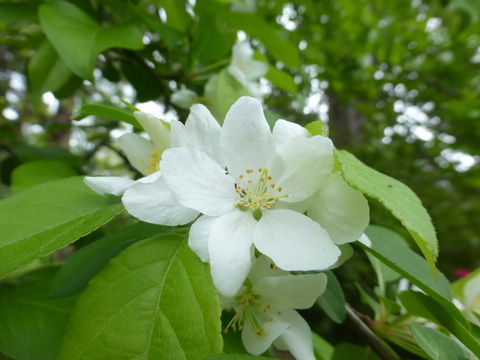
{"left": 141, "top": 148, "right": 162, "bottom": 175}
{"left": 224, "top": 291, "right": 282, "bottom": 336}
{"left": 233, "top": 168, "right": 288, "bottom": 215}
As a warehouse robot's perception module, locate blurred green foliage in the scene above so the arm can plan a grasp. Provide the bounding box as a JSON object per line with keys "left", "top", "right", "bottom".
{"left": 1, "top": 0, "right": 480, "bottom": 357}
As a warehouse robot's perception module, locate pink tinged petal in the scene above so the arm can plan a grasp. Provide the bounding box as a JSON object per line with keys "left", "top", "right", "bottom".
{"left": 253, "top": 273, "right": 327, "bottom": 310}
{"left": 308, "top": 173, "right": 370, "bottom": 244}
{"left": 208, "top": 209, "right": 256, "bottom": 297}
{"left": 122, "top": 175, "right": 198, "bottom": 226}
{"left": 221, "top": 96, "right": 275, "bottom": 178}
{"left": 253, "top": 209, "right": 340, "bottom": 271}
{"left": 272, "top": 119, "right": 310, "bottom": 146}
{"left": 241, "top": 313, "right": 289, "bottom": 356}
{"left": 189, "top": 215, "right": 217, "bottom": 263}
{"left": 116, "top": 133, "right": 154, "bottom": 175}
{"left": 160, "top": 147, "right": 237, "bottom": 216}
{"left": 183, "top": 104, "right": 224, "bottom": 165}
{"left": 270, "top": 135, "right": 334, "bottom": 203}
{"left": 84, "top": 176, "right": 135, "bottom": 196}
{"left": 274, "top": 310, "right": 316, "bottom": 360}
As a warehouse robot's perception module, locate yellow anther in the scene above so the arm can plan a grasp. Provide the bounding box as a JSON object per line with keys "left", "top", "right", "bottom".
{"left": 267, "top": 176, "right": 272, "bottom": 180}
{"left": 258, "top": 168, "right": 262, "bottom": 172}
{"left": 270, "top": 184, "right": 275, "bottom": 188}
{"left": 277, "top": 187, "right": 283, "bottom": 192}
{"left": 248, "top": 180, "right": 253, "bottom": 184}
{"left": 239, "top": 174, "right": 244, "bottom": 179}
{"left": 246, "top": 169, "right": 254, "bottom": 174}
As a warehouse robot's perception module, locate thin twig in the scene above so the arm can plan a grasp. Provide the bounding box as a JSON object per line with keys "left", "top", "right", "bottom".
{"left": 346, "top": 304, "right": 401, "bottom": 360}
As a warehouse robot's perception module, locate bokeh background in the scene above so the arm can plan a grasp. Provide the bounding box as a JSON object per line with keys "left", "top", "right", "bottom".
{"left": 1, "top": 0, "right": 479, "bottom": 353}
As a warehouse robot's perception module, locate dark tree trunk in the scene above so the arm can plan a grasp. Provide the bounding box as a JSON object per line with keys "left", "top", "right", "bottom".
{"left": 327, "top": 89, "right": 365, "bottom": 150}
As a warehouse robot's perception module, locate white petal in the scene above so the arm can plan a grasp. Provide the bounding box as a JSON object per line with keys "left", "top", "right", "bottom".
{"left": 122, "top": 175, "right": 198, "bottom": 225}
{"left": 254, "top": 273, "right": 327, "bottom": 310}
{"left": 208, "top": 209, "right": 256, "bottom": 297}
{"left": 134, "top": 111, "right": 170, "bottom": 150}
{"left": 272, "top": 119, "right": 310, "bottom": 146}
{"left": 270, "top": 135, "right": 333, "bottom": 202}
{"left": 136, "top": 170, "right": 162, "bottom": 184}
{"left": 183, "top": 104, "right": 223, "bottom": 165}
{"left": 116, "top": 133, "right": 154, "bottom": 175}
{"left": 170, "top": 118, "right": 187, "bottom": 148}
{"left": 248, "top": 255, "right": 288, "bottom": 284}
{"left": 161, "top": 147, "right": 237, "bottom": 216}
{"left": 242, "top": 60, "right": 268, "bottom": 81}
{"left": 189, "top": 215, "right": 216, "bottom": 263}
{"left": 358, "top": 233, "right": 372, "bottom": 247}
{"left": 308, "top": 173, "right": 369, "bottom": 244}
{"left": 171, "top": 88, "right": 198, "bottom": 109}
{"left": 253, "top": 209, "right": 340, "bottom": 271}
{"left": 228, "top": 65, "right": 249, "bottom": 87}
{"left": 84, "top": 176, "right": 135, "bottom": 196}
{"left": 242, "top": 312, "right": 289, "bottom": 356}
{"left": 274, "top": 310, "right": 316, "bottom": 360}
{"left": 221, "top": 96, "right": 274, "bottom": 178}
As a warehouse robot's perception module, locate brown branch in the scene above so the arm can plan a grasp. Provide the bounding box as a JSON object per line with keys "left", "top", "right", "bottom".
{"left": 346, "top": 304, "right": 400, "bottom": 360}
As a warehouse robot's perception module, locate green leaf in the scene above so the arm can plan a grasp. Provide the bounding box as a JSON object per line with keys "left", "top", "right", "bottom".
{"left": 0, "top": 267, "right": 76, "bottom": 360}
{"left": 28, "top": 41, "right": 74, "bottom": 107}
{"left": 192, "top": 15, "right": 235, "bottom": 64}
{"left": 336, "top": 150, "right": 438, "bottom": 272}
{"left": 312, "top": 332, "right": 334, "bottom": 360}
{"left": 316, "top": 271, "right": 346, "bottom": 323}
{"left": 359, "top": 226, "right": 465, "bottom": 327}
{"left": 0, "top": 177, "right": 123, "bottom": 279}
{"left": 409, "top": 324, "right": 469, "bottom": 360}
{"left": 38, "top": 1, "right": 144, "bottom": 80}
{"left": 204, "top": 70, "right": 250, "bottom": 122}
{"left": 219, "top": 12, "right": 301, "bottom": 68}
{"left": 161, "top": 0, "right": 192, "bottom": 32}
{"left": 451, "top": 268, "right": 480, "bottom": 302}
{"left": 11, "top": 160, "right": 77, "bottom": 193}
{"left": 366, "top": 251, "right": 400, "bottom": 296}
{"left": 72, "top": 103, "right": 141, "bottom": 129}
{"left": 400, "top": 291, "right": 480, "bottom": 356}
{"left": 305, "top": 121, "right": 328, "bottom": 137}
{"left": 265, "top": 66, "right": 298, "bottom": 93}
{"left": 58, "top": 235, "right": 223, "bottom": 360}
{"left": 332, "top": 343, "right": 380, "bottom": 360}
{"left": 49, "top": 222, "right": 171, "bottom": 298}
{"left": 120, "top": 59, "right": 163, "bottom": 102}
{"left": 0, "top": 1, "right": 37, "bottom": 24}
{"left": 204, "top": 355, "right": 275, "bottom": 360}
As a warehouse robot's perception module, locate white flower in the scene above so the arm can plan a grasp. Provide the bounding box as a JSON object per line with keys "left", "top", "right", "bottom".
{"left": 222, "top": 256, "right": 326, "bottom": 360}
{"left": 171, "top": 87, "right": 199, "bottom": 109}
{"left": 120, "top": 103, "right": 223, "bottom": 225}
{"left": 84, "top": 110, "right": 198, "bottom": 226}
{"left": 228, "top": 41, "right": 268, "bottom": 98}
{"left": 272, "top": 120, "right": 370, "bottom": 245}
{"left": 131, "top": 96, "right": 341, "bottom": 296}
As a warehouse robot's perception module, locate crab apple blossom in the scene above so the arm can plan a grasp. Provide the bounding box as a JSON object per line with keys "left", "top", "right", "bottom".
{"left": 222, "top": 256, "right": 326, "bottom": 360}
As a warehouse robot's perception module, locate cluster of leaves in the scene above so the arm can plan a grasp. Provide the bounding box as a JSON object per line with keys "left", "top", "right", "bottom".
{"left": 0, "top": 0, "right": 480, "bottom": 359}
